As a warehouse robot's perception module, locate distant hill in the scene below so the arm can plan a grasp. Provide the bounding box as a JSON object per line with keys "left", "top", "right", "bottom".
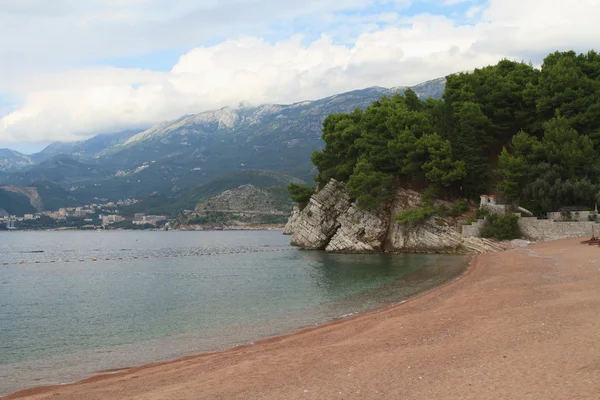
{"left": 174, "top": 184, "right": 292, "bottom": 229}
{"left": 0, "top": 149, "right": 34, "bottom": 172}
{"left": 2, "top": 155, "right": 114, "bottom": 188}
{"left": 196, "top": 184, "right": 291, "bottom": 213}
{"left": 31, "top": 129, "right": 144, "bottom": 163}
{"left": 120, "top": 169, "right": 303, "bottom": 217}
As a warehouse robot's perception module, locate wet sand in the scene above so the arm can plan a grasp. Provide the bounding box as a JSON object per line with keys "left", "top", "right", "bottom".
{"left": 5, "top": 238, "right": 600, "bottom": 400}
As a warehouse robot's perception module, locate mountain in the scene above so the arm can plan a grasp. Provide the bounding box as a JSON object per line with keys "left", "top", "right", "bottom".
{"left": 0, "top": 149, "right": 34, "bottom": 171}
{"left": 0, "top": 78, "right": 447, "bottom": 212}
{"left": 393, "top": 77, "right": 446, "bottom": 100}
{"left": 3, "top": 155, "right": 114, "bottom": 187}
{"left": 31, "top": 129, "right": 143, "bottom": 163}
{"left": 103, "top": 79, "right": 445, "bottom": 181}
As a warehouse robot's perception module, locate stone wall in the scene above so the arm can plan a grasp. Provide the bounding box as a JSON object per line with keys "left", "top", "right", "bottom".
{"left": 481, "top": 204, "right": 507, "bottom": 216}
{"left": 518, "top": 218, "right": 599, "bottom": 241}
{"left": 460, "top": 215, "right": 599, "bottom": 241}
{"left": 546, "top": 211, "right": 596, "bottom": 222}
{"left": 461, "top": 219, "right": 486, "bottom": 237}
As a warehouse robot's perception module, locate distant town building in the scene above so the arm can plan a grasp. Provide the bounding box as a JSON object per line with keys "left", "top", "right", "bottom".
{"left": 102, "top": 215, "right": 124, "bottom": 225}
{"left": 48, "top": 212, "right": 67, "bottom": 221}
{"left": 132, "top": 215, "right": 168, "bottom": 226}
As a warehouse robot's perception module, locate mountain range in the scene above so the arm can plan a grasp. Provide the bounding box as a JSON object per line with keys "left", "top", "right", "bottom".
{"left": 0, "top": 77, "right": 446, "bottom": 215}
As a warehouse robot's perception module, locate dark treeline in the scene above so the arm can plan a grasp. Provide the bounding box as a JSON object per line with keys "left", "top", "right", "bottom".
{"left": 293, "top": 50, "right": 600, "bottom": 216}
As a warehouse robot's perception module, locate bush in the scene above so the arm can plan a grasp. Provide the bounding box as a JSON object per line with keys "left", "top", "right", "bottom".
{"left": 397, "top": 196, "right": 471, "bottom": 226}
{"left": 475, "top": 207, "right": 491, "bottom": 219}
{"left": 435, "top": 204, "right": 449, "bottom": 218}
{"left": 480, "top": 214, "right": 522, "bottom": 241}
{"left": 396, "top": 205, "right": 436, "bottom": 225}
{"left": 448, "top": 199, "right": 470, "bottom": 217}
{"left": 589, "top": 214, "right": 598, "bottom": 221}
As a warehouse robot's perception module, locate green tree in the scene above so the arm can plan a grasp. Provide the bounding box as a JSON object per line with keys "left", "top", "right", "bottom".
{"left": 532, "top": 50, "right": 600, "bottom": 143}
{"left": 347, "top": 160, "right": 395, "bottom": 210}
{"left": 418, "top": 133, "right": 466, "bottom": 188}
{"left": 312, "top": 110, "right": 363, "bottom": 187}
{"left": 496, "top": 148, "right": 528, "bottom": 203}
{"left": 497, "top": 116, "right": 600, "bottom": 214}
{"left": 454, "top": 101, "right": 492, "bottom": 198}
{"left": 306, "top": 51, "right": 600, "bottom": 217}
{"left": 287, "top": 183, "right": 315, "bottom": 210}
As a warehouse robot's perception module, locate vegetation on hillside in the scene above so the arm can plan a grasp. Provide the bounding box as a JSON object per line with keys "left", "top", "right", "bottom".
{"left": 0, "top": 189, "right": 36, "bottom": 215}
{"left": 290, "top": 50, "right": 600, "bottom": 217}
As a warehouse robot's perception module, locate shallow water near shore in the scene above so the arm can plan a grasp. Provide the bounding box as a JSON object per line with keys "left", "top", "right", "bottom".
{"left": 0, "top": 230, "right": 469, "bottom": 395}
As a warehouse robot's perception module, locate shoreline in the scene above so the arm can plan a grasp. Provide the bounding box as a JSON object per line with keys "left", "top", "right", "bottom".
{"left": 1, "top": 252, "right": 471, "bottom": 397}
{"left": 5, "top": 237, "right": 600, "bottom": 399}
{"left": 4, "top": 254, "right": 477, "bottom": 399}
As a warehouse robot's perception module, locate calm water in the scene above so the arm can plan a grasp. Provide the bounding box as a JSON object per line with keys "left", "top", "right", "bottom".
{"left": 0, "top": 231, "right": 469, "bottom": 395}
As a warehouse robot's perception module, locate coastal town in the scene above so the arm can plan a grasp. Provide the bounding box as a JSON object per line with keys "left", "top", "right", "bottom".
{"left": 0, "top": 198, "right": 170, "bottom": 230}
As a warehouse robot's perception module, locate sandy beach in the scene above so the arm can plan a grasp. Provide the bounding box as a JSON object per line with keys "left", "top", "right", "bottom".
{"left": 5, "top": 237, "right": 600, "bottom": 400}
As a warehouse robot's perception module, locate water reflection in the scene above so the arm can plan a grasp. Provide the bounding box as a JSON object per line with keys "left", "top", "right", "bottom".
{"left": 301, "top": 251, "right": 440, "bottom": 296}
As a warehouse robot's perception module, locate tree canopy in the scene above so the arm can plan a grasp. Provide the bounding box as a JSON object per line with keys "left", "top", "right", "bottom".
{"left": 294, "top": 50, "right": 600, "bottom": 215}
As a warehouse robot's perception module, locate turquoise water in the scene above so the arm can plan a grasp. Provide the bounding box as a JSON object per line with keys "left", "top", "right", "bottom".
{"left": 0, "top": 231, "right": 469, "bottom": 395}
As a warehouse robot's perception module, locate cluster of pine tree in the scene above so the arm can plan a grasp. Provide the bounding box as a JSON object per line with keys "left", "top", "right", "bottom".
{"left": 297, "top": 50, "right": 600, "bottom": 216}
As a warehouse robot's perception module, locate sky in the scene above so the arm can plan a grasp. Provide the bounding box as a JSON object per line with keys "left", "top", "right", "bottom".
{"left": 0, "top": 0, "right": 599, "bottom": 153}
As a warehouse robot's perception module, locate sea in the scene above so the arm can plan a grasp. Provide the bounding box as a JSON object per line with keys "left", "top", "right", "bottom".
{"left": 0, "top": 230, "right": 469, "bottom": 395}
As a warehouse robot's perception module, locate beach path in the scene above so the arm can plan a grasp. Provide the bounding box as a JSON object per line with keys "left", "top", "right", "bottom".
{"left": 5, "top": 238, "right": 600, "bottom": 400}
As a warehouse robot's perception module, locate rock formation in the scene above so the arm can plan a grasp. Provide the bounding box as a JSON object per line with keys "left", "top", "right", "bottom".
{"left": 288, "top": 179, "right": 506, "bottom": 254}
{"left": 326, "top": 204, "right": 388, "bottom": 252}
{"left": 289, "top": 180, "right": 351, "bottom": 249}
{"left": 283, "top": 205, "right": 300, "bottom": 235}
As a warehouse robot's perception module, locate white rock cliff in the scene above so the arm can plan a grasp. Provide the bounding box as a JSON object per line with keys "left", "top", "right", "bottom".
{"left": 288, "top": 179, "right": 505, "bottom": 254}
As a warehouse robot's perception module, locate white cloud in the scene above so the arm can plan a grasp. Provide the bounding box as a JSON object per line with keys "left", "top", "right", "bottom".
{"left": 1, "top": 0, "right": 600, "bottom": 145}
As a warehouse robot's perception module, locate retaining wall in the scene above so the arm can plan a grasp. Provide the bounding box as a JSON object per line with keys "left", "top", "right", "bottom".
{"left": 461, "top": 217, "right": 599, "bottom": 241}
{"left": 546, "top": 211, "right": 597, "bottom": 222}
{"left": 461, "top": 219, "right": 486, "bottom": 237}
{"left": 517, "top": 218, "right": 600, "bottom": 241}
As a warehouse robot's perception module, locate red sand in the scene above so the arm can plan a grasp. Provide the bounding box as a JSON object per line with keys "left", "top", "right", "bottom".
{"left": 5, "top": 238, "right": 600, "bottom": 399}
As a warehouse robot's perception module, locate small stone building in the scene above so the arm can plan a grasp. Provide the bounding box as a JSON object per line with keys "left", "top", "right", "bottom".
{"left": 480, "top": 195, "right": 508, "bottom": 216}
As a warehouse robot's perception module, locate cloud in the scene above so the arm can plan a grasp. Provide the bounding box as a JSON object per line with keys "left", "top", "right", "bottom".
{"left": 1, "top": 0, "right": 599, "bottom": 145}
